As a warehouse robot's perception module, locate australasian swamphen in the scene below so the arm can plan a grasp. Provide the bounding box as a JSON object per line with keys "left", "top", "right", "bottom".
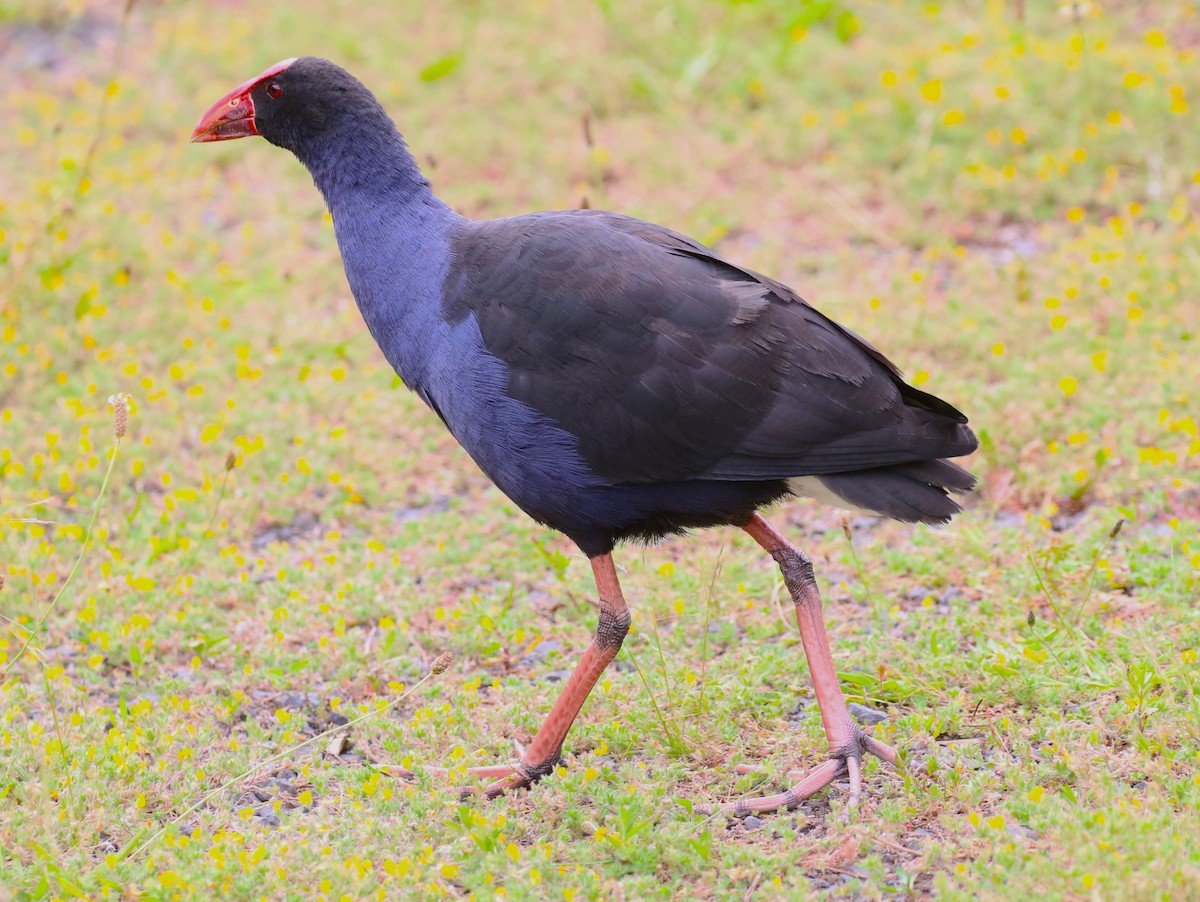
{"left": 193, "top": 57, "right": 978, "bottom": 814}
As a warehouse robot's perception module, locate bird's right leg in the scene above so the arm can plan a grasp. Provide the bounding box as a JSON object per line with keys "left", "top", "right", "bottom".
{"left": 387, "top": 554, "right": 630, "bottom": 797}
{"left": 715, "top": 514, "right": 897, "bottom": 816}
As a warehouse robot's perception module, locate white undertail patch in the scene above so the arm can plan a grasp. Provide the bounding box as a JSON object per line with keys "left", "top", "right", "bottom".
{"left": 787, "top": 476, "right": 876, "bottom": 516}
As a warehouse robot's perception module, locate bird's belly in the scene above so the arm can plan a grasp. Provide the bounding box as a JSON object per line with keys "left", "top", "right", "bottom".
{"left": 449, "top": 398, "right": 790, "bottom": 554}
{"left": 420, "top": 317, "right": 789, "bottom": 555}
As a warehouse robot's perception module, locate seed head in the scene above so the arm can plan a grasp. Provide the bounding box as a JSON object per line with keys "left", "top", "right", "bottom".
{"left": 431, "top": 651, "right": 452, "bottom": 675}
{"left": 225, "top": 451, "right": 237, "bottom": 472}
{"left": 107, "top": 393, "right": 129, "bottom": 439}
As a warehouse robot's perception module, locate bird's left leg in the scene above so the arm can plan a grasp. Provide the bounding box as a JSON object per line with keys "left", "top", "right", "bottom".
{"left": 383, "top": 555, "right": 629, "bottom": 795}
{"left": 719, "top": 514, "right": 897, "bottom": 816}
{"left": 468, "top": 553, "right": 630, "bottom": 798}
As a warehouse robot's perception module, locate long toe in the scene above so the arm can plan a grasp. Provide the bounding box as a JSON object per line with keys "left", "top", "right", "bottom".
{"left": 381, "top": 762, "right": 524, "bottom": 781}
{"left": 733, "top": 763, "right": 808, "bottom": 782}
{"left": 722, "top": 758, "right": 845, "bottom": 817}
{"left": 716, "top": 732, "right": 899, "bottom": 818}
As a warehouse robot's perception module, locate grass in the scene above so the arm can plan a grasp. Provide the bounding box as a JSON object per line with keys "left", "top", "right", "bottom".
{"left": 2, "top": 0, "right": 1199, "bottom": 898}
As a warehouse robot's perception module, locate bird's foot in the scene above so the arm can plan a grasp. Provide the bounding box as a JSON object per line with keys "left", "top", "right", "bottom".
{"left": 713, "top": 722, "right": 897, "bottom": 817}
{"left": 380, "top": 754, "right": 561, "bottom": 800}
{"left": 380, "top": 762, "right": 519, "bottom": 780}
{"left": 473, "top": 757, "right": 560, "bottom": 799}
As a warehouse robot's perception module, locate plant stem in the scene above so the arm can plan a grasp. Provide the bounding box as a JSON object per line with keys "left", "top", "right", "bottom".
{"left": 116, "top": 653, "right": 450, "bottom": 862}
{"left": 203, "top": 465, "right": 234, "bottom": 537}
{"left": 3, "top": 438, "right": 122, "bottom": 677}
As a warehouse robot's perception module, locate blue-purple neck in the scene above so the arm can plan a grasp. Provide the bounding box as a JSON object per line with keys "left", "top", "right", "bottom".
{"left": 293, "top": 119, "right": 463, "bottom": 392}
{"left": 295, "top": 110, "right": 440, "bottom": 211}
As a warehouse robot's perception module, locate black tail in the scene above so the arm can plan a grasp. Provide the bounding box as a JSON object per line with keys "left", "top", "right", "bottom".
{"left": 817, "top": 458, "right": 977, "bottom": 525}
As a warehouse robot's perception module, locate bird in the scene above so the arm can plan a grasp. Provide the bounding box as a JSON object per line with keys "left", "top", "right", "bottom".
{"left": 192, "top": 57, "right": 978, "bottom": 815}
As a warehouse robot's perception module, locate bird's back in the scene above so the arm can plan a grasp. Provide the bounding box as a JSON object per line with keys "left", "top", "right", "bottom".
{"left": 443, "top": 211, "right": 975, "bottom": 476}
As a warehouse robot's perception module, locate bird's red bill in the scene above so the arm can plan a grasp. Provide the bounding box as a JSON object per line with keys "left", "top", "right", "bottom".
{"left": 191, "top": 57, "right": 297, "bottom": 143}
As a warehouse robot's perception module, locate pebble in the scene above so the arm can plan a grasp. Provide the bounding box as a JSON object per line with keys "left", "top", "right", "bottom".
{"left": 848, "top": 702, "right": 887, "bottom": 726}
{"left": 1007, "top": 823, "right": 1039, "bottom": 842}
{"left": 939, "top": 586, "right": 962, "bottom": 604}
{"left": 517, "top": 639, "right": 562, "bottom": 665}
{"left": 253, "top": 806, "right": 282, "bottom": 828}
{"left": 743, "top": 815, "right": 765, "bottom": 830}
{"left": 786, "top": 698, "right": 812, "bottom": 722}
{"left": 279, "top": 692, "right": 320, "bottom": 710}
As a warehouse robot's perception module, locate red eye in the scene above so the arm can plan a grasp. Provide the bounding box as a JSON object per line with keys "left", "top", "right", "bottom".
{"left": 267, "top": 83, "right": 282, "bottom": 99}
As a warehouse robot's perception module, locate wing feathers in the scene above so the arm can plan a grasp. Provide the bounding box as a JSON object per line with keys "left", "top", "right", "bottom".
{"left": 443, "top": 210, "right": 976, "bottom": 484}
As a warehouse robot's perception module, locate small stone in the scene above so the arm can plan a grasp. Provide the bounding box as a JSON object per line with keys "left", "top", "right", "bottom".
{"left": 279, "top": 692, "right": 318, "bottom": 710}
{"left": 95, "top": 834, "right": 119, "bottom": 855}
{"left": 517, "top": 639, "right": 562, "bottom": 665}
{"left": 1007, "top": 823, "right": 1039, "bottom": 842}
{"left": 253, "top": 788, "right": 272, "bottom": 802}
{"left": 938, "top": 586, "right": 962, "bottom": 605}
{"left": 786, "top": 698, "right": 812, "bottom": 722}
{"left": 543, "top": 669, "right": 572, "bottom": 683}
{"left": 743, "top": 815, "right": 765, "bottom": 830}
{"left": 848, "top": 702, "right": 887, "bottom": 726}
{"left": 253, "top": 807, "right": 282, "bottom": 828}
{"left": 391, "top": 496, "right": 450, "bottom": 524}
{"left": 992, "top": 510, "right": 1025, "bottom": 529}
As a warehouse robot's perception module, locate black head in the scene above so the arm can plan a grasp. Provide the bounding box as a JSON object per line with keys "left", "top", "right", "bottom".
{"left": 191, "top": 57, "right": 391, "bottom": 154}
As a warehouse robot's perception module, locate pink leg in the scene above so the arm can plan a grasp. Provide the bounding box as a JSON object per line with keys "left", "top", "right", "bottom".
{"left": 721, "top": 514, "right": 897, "bottom": 816}
{"left": 423, "top": 554, "right": 629, "bottom": 798}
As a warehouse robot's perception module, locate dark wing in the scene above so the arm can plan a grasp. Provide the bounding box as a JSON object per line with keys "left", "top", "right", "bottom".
{"left": 442, "top": 210, "right": 975, "bottom": 484}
